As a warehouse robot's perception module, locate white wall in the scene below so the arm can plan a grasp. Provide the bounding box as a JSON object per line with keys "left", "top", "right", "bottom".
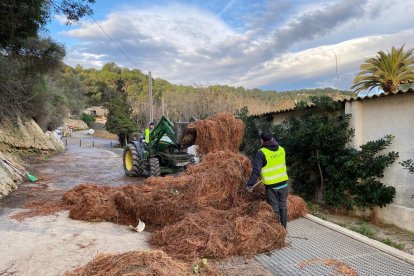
{"left": 346, "top": 93, "right": 414, "bottom": 232}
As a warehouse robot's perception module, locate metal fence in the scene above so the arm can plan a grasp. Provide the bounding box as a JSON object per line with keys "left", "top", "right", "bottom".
{"left": 63, "top": 138, "right": 120, "bottom": 149}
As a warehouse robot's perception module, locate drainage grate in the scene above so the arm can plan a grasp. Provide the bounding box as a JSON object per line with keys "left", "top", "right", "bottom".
{"left": 256, "top": 218, "right": 414, "bottom": 276}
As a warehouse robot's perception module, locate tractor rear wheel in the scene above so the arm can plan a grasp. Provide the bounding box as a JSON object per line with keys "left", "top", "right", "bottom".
{"left": 123, "top": 143, "right": 144, "bottom": 176}
{"left": 149, "top": 157, "right": 160, "bottom": 176}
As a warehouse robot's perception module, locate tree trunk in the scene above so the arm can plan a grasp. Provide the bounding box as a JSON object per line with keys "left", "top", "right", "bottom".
{"left": 382, "top": 80, "right": 399, "bottom": 93}
{"left": 369, "top": 206, "right": 380, "bottom": 225}
{"left": 316, "top": 149, "right": 324, "bottom": 202}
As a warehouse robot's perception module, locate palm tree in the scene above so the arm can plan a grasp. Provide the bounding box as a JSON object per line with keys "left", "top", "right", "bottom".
{"left": 352, "top": 46, "right": 414, "bottom": 93}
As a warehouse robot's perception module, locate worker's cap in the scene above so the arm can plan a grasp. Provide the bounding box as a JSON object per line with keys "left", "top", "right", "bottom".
{"left": 260, "top": 131, "right": 273, "bottom": 142}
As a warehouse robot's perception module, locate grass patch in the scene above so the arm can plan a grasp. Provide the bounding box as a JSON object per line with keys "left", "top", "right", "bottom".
{"left": 337, "top": 222, "right": 348, "bottom": 228}
{"left": 348, "top": 224, "right": 376, "bottom": 239}
{"left": 356, "top": 218, "right": 369, "bottom": 225}
{"left": 380, "top": 238, "right": 405, "bottom": 250}
{"left": 307, "top": 202, "right": 327, "bottom": 220}
{"left": 342, "top": 221, "right": 405, "bottom": 251}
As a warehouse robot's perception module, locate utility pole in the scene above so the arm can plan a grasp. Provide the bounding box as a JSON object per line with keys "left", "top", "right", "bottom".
{"left": 148, "top": 71, "right": 153, "bottom": 123}
{"left": 162, "top": 96, "right": 165, "bottom": 116}
{"left": 335, "top": 54, "right": 339, "bottom": 93}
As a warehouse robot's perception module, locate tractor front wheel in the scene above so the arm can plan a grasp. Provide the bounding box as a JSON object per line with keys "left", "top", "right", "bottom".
{"left": 123, "top": 143, "right": 144, "bottom": 176}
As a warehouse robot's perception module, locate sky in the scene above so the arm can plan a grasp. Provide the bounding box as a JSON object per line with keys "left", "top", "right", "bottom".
{"left": 47, "top": 0, "right": 414, "bottom": 91}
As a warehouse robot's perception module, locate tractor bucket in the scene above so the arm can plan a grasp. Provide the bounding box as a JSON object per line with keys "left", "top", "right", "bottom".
{"left": 174, "top": 122, "right": 197, "bottom": 146}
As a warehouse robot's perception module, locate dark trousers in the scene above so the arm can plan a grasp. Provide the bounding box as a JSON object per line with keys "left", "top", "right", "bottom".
{"left": 265, "top": 186, "right": 288, "bottom": 228}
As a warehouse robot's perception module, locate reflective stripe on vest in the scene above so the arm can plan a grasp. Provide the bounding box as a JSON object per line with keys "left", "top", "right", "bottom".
{"left": 145, "top": 128, "right": 150, "bottom": 143}
{"left": 260, "top": 147, "right": 288, "bottom": 185}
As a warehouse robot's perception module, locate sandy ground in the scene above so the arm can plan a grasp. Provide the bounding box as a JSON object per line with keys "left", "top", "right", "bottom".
{"left": 217, "top": 257, "right": 272, "bottom": 276}
{"left": 0, "top": 210, "right": 150, "bottom": 275}
{"left": 0, "top": 133, "right": 150, "bottom": 275}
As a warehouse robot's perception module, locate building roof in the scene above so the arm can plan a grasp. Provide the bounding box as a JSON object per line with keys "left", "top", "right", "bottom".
{"left": 251, "top": 82, "right": 414, "bottom": 118}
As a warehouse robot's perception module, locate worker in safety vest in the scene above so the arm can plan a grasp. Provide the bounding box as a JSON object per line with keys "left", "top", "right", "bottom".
{"left": 246, "top": 131, "right": 289, "bottom": 228}
{"left": 145, "top": 122, "right": 155, "bottom": 144}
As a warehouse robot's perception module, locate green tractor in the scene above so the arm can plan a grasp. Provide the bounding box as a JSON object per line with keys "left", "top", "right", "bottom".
{"left": 123, "top": 116, "right": 197, "bottom": 176}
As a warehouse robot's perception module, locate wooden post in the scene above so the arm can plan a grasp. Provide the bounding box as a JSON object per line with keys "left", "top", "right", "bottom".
{"left": 335, "top": 53, "right": 339, "bottom": 93}
{"left": 162, "top": 96, "right": 165, "bottom": 116}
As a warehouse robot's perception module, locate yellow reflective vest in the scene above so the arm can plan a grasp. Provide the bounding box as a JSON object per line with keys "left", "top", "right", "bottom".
{"left": 260, "top": 147, "right": 288, "bottom": 185}
{"left": 145, "top": 128, "right": 150, "bottom": 143}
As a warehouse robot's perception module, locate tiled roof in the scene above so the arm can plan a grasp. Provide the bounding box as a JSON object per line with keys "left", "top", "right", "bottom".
{"left": 251, "top": 82, "right": 414, "bottom": 118}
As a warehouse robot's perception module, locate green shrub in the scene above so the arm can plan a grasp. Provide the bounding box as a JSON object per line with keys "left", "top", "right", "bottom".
{"left": 242, "top": 96, "right": 398, "bottom": 211}
{"left": 273, "top": 96, "right": 398, "bottom": 210}
{"left": 81, "top": 113, "right": 96, "bottom": 126}
{"left": 400, "top": 159, "right": 414, "bottom": 174}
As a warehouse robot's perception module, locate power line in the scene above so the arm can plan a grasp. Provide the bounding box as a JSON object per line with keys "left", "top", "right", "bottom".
{"left": 50, "top": 0, "right": 140, "bottom": 69}
{"left": 88, "top": 14, "right": 140, "bottom": 68}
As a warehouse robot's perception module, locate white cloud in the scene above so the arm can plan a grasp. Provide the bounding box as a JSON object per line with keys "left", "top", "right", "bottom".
{"left": 234, "top": 29, "right": 414, "bottom": 89}
{"left": 64, "top": 5, "right": 235, "bottom": 50}
{"left": 54, "top": 14, "right": 81, "bottom": 26}
{"left": 54, "top": 14, "right": 68, "bottom": 25}
{"left": 61, "top": 1, "right": 414, "bottom": 90}
{"left": 80, "top": 52, "right": 106, "bottom": 59}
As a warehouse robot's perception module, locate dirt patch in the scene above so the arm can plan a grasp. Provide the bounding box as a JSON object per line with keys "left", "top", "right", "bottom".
{"left": 1, "top": 182, "right": 64, "bottom": 211}
{"left": 93, "top": 130, "right": 117, "bottom": 140}
{"left": 217, "top": 256, "right": 272, "bottom": 276}
{"left": 10, "top": 199, "right": 68, "bottom": 221}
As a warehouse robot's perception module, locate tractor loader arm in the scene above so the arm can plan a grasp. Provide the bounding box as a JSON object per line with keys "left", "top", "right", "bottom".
{"left": 149, "top": 116, "right": 197, "bottom": 147}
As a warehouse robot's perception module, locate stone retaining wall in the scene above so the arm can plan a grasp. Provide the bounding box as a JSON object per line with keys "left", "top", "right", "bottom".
{"left": 0, "top": 118, "right": 64, "bottom": 198}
